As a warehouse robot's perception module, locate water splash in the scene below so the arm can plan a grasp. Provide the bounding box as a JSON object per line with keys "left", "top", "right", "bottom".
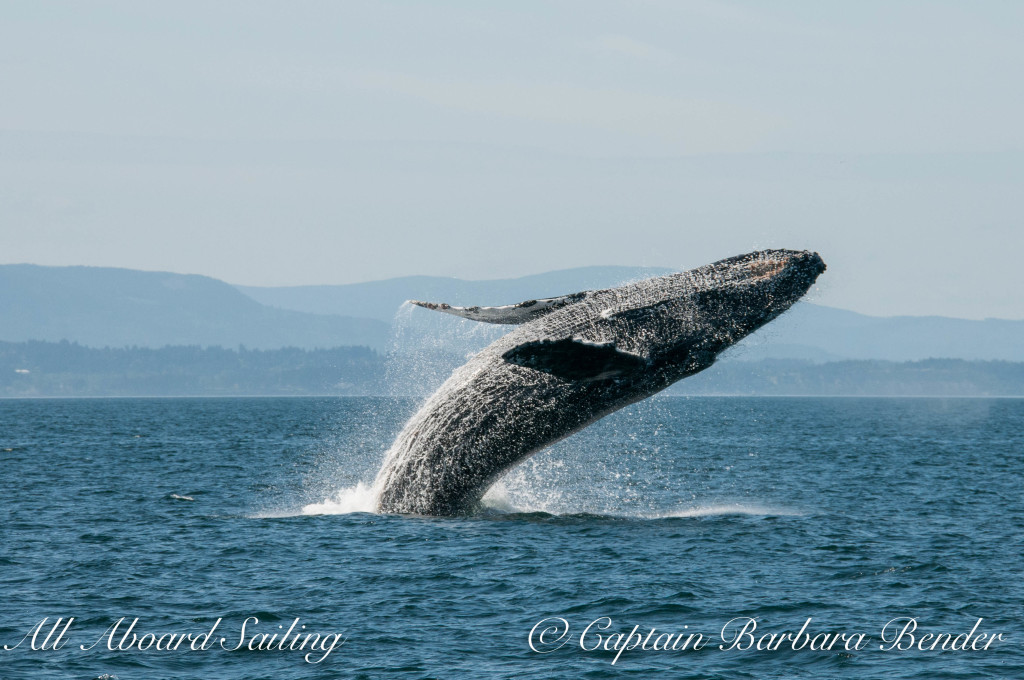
{"left": 384, "top": 301, "right": 504, "bottom": 398}
{"left": 300, "top": 482, "right": 378, "bottom": 515}
{"left": 294, "top": 480, "right": 801, "bottom": 519}
{"left": 480, "top": 477, "right": 802, "bottom": 519}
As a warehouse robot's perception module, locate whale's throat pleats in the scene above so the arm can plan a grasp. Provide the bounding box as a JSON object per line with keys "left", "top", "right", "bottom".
{"left": 502, "top": 338, "right": 648, "bottom": 382}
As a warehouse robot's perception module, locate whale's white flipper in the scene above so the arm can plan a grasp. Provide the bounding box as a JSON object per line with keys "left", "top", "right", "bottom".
{"left": 408, "top": 292, "right": 589, "bottom": 324}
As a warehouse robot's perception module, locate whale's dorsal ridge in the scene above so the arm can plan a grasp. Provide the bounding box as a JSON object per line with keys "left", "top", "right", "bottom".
{"left": 502, "top": 338, "right": 648, "bottom": 382}
{"left": 408, "top": 291, "right": 590, "bottom": 325}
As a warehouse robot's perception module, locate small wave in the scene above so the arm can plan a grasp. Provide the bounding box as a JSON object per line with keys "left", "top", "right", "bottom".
{"left": 655, "top": 503, "right": 804, "bottom": 519}
{"left": 168, "top": 493, "right": 194, "bottom": 502}
{"left": 300, "top": 482, "right": 378, "bottom": 516}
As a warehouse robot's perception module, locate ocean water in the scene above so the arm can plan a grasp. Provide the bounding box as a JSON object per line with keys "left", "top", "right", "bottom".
{"left": 0, "top": 396, "right": 1021, "bottom": 679}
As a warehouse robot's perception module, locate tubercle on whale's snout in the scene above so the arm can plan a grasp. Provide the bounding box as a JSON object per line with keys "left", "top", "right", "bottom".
{"left": 801, "top": 251, "right": 826, "bottom": 275}
{"left": 791, "top": 249, "right": 825, "bottom": 270}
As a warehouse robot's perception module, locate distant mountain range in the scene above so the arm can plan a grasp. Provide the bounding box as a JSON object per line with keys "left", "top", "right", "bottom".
{"left": 235, "top": 266, "right": 673, "bottom": 322}
{"left": 2, "top": 263, "right": 1023, "bottom": 362}
{"left": 0, "top": 264, "right": 388, "bottom": 350}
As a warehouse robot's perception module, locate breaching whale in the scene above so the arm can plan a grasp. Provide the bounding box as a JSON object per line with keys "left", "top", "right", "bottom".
{"left": 374, "top": 249, "right": 826, "bottom": 515}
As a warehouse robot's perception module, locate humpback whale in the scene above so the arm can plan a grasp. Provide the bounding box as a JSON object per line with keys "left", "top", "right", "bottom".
{"left": 374, "top": 249, "right": 826, "bottom": 515}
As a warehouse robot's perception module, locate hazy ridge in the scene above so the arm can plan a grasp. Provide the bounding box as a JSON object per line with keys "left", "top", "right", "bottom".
{"left": 3, "top": 341, "right": 1022, "bottom": 398}
{"left": 0, "top": 264, "right": 390, "bottom": 350}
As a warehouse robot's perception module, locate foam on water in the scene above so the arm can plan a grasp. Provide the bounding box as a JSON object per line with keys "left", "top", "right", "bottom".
{"left": 292, "top": 479, "right": 803, "bottom": 520}
{"left": 300, "top": 482, "right": 378, "bottom": 515}
{"left": 479, "top": 479, "right": 802, "bottom": 518}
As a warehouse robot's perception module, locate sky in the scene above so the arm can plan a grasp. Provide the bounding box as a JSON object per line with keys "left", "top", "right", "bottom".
{"left": 1, "top": 1, "right": 1022, "bottom": 319}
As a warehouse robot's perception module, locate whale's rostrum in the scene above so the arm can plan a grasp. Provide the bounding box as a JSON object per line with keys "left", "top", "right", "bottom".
{"left": 374, "top": 249, "right": 826, "bottom": 515}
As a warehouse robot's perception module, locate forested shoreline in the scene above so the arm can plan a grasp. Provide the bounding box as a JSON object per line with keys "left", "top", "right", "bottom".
{"left": 3, "top": 340, "right": 1023, "bottom": 397}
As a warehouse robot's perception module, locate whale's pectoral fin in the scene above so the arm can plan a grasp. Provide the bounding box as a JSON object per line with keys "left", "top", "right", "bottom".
{"left": 408, "top": 292, "right": 588, "bottom": 325}
{"left": 502, "top": 338, "right": 647, "bottom": 382}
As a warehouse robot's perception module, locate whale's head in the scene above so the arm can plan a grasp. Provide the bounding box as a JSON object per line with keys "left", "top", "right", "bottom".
{"left": 688, "top": 248, "right": 826, "bottom": 340}
{"left": 601, "top": 249, "right": 826, "bottom": 371}
{"left": 502, "top": 250, "right": 826, "bottom": 385}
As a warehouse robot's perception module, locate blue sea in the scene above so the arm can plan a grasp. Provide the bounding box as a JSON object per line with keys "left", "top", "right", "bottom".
{"left": 1, "top": 396, "right": 1021, "bottom": 679}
